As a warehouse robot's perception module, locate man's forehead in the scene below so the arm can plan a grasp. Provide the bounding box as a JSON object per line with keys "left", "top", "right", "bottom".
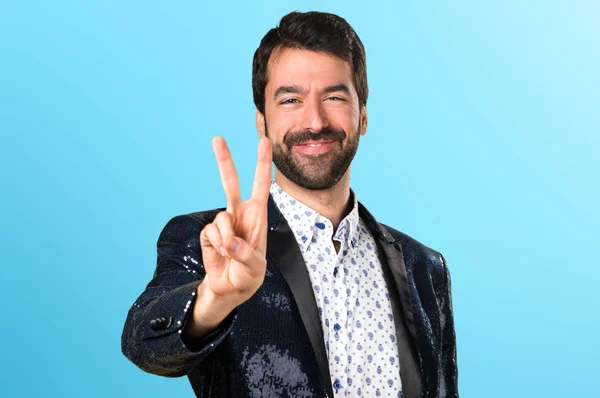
{"left": 266, "top": 48, "right": 354, "bottom": 91}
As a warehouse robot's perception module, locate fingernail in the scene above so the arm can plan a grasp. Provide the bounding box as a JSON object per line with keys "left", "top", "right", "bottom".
{"left": 226, "top": 238, "right": 240, "bottom": 254}
{"left": 220, "top": 246, "right": 228, "bottom": 257}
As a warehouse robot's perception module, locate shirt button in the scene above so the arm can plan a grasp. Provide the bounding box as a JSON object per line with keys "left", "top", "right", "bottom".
{"left": 333, "top": 379, "right": 342, "bottom": 392}
{"left": 334, "top": 323, "right": 341, "bottom": 332}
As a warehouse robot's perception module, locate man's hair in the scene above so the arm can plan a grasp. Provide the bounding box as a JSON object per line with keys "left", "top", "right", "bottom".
{"left": 252, "top": 11, "right": 368, "bottom": 115}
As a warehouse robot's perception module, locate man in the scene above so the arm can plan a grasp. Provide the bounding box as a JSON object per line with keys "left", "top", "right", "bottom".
{"left": 122, "top": 11, "right": 458, "bottom": 398}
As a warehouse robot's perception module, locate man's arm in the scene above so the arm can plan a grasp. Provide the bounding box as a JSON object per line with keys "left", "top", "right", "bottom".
{"left": 121, "top": 213, "right": 236, "bottom": 377}
{"left": 440, "top": 254, "right": 459, "bottom": 397}
{"left": 121, "top": 136, "right": 272, "bottom": 377}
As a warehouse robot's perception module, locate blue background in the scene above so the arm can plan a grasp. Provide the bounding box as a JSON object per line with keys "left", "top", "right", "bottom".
{"left": 1, "top": 1, "right": 598, "bottom": 396}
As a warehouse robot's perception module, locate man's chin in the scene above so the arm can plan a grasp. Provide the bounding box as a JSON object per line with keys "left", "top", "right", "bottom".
{"left": 291, "top": 151, "right": 341, "bottom": 171}
{"left": 285, "top": 169, "right": 344, "bottom": 190}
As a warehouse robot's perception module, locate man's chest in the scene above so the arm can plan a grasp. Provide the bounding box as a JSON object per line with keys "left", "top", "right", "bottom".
{"left": 301, "top": 229, "right": 403, "bottom": 396}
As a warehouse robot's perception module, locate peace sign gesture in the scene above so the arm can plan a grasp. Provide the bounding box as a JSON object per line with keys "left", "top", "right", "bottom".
{"left": 191, "top": 136, "right": 272, "bottom": 327}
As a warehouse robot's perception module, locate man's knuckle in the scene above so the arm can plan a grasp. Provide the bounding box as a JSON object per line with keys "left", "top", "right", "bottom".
{"left": 200, "top": 223, "right": 212, "bottom": 235}
{"left": 216, "top": 211, "right": 233, "bottom": 226}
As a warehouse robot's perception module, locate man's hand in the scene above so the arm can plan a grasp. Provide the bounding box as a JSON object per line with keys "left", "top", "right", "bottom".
{"left": 183, "top": 136, "right": 272, "bottom": 341}
{"left": 201, "top": 136, "right": 272, "bottom": 300}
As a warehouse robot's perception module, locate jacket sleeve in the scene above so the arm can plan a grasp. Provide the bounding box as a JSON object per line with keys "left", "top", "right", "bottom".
{"left": 121, "top": 213, "right": 236, "bottom": 377}
{"left": 440, "top": 254, "right": 459, "bottom": 397}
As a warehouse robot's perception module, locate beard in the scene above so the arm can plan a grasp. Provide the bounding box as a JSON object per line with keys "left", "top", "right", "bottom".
{"left": 265, "top": 124, "right": 360, "bottom": 190}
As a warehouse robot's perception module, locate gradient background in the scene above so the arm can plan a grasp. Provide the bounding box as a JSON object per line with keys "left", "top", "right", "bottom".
{"left": 1, "top": 1, "right": 598, "bottom": 397}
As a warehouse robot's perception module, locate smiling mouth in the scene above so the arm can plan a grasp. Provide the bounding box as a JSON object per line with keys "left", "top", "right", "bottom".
{"left": 293, "top": 140, "right": 337, "bottom": 155}
{"left": 302, "top": 142, "right": 330, "bottom": 147}
{"left": 296, "top": 140, "right": 335, "bottom": 146}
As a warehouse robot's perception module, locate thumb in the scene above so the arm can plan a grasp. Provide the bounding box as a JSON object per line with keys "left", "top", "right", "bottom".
{"left": 224, "top": 236, "right": 242, "bottom": 255}
{"left": 224, "top": 236, "right": 264, "bottom": 271}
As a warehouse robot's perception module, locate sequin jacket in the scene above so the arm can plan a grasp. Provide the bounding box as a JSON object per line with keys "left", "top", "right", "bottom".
{"left": 121, "top": 196, "right": 458, "bottom": 397}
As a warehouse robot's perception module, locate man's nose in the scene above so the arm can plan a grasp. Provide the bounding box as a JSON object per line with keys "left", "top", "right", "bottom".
{"left": 299, "top": 99, "right": 328, "bottom": 132}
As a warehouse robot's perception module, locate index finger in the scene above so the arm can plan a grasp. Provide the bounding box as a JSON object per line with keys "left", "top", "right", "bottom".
{"left": 212, "top": 136, "right": 241, "bottom": 212}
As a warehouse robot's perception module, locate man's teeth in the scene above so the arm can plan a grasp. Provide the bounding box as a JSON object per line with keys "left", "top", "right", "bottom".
{"left": 307, "top": 143, "right": 322, "bottom": 147}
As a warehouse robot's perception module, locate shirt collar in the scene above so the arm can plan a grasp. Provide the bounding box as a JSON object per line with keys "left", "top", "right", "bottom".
{"left": 269, "top": 180, "right": 361, "bottom": 253}
{"left": 335, "top": 191, "right": 360, "bottom": 250}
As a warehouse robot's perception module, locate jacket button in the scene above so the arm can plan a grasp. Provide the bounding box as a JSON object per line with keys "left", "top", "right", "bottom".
{"left": 150, "top": 316, "right": 173, "bottom": 330}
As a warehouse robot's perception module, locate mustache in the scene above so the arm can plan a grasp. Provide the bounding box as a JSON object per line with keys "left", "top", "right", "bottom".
{"left": 283, "top": 127, "right": 347, "bottom": 148}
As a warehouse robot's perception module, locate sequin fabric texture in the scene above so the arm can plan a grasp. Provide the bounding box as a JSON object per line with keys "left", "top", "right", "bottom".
{"left": 270, "top": 181, "right": 403, "bottom": 397}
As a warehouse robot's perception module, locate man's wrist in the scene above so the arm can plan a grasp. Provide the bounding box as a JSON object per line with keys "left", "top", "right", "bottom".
{"left": 183, "top": 279, "right": 238, "bottom": 340}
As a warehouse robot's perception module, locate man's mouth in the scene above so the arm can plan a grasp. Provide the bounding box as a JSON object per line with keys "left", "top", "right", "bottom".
{"left": 294, "top": 140, "right": 336, "bottom": 155}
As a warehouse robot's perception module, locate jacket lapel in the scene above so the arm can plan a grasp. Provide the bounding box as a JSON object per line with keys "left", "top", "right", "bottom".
{"left": 266, "top": 196, "right": 334, "bottom": 398}
{"left": 358, "top": 202, "right": 438, "bottom": 397}
{"left": 357, "top": 202, "right": 418, "bottom": 341}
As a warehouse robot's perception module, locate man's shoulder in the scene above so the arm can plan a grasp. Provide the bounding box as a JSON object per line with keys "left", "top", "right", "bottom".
{"left": 158, "top": 207, "right": 226, "bottom": 243}
{"left": 358, "top": 200, "right": 446, "bottom": 268}
{"left": 376, "top": 221, "right": 446, "bottom": 269}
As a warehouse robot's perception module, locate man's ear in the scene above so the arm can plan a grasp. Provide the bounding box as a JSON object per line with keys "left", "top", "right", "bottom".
{"left": 256, "top": 109, "right": 266, "bottom": 138}
{"left": 359, "top": 105, "right": 368, "bottom": 136}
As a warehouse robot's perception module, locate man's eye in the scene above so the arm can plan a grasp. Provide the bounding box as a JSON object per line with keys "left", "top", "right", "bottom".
{"left": 327, "top": 96, "right": 344, "bottom": 101}
{"left": 281, "top": 98, "right": 299, "bottom": 104}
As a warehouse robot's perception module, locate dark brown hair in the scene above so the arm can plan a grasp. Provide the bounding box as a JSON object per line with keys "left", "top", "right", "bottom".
{"left": 252, "top": 11, "right": 368, "bottom": 115}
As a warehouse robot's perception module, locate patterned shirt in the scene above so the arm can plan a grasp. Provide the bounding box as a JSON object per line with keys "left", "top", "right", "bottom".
{"left": 270, "top": 181, "right": 402, "bottom": 397}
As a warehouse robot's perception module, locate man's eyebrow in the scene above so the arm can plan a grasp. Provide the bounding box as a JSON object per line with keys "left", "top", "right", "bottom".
{"left": 273, "top": 84, "right": 352, "bottom": 100}
{"left": 274, "top": 85, "right": 305, "bottom": 99}
{"left": 323, "top": 84, "right": 351, "bottom": 95}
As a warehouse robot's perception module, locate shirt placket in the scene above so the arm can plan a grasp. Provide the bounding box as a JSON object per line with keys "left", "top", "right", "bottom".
{"left": 334, "top": 230, "right": 356, "bottom": 395}
{"left": 314, "top": 221, "right": 339, "bottom": 396}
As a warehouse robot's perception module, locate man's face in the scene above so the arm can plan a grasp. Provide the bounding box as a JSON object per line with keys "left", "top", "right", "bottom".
{"left": 258, "top": 48, "right": 367, "bottom": 190}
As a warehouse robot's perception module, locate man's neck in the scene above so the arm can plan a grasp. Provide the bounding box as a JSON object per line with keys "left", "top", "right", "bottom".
{"left": 274, "top": 170, "right": 353, "bottom": 230}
